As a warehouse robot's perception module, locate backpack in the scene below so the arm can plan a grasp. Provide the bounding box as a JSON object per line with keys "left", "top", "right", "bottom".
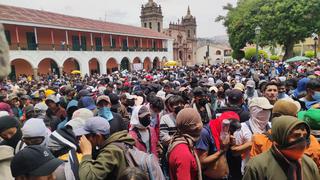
{"left": 113, "top": 142, "right": 165, "bottom": 180}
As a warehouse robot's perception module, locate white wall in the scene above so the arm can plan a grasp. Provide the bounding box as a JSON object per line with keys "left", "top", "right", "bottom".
{"left": 196, "top": 46, "right": 226, "bottom": 65}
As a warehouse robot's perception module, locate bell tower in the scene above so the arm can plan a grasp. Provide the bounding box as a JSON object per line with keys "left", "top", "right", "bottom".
{"left": 140, "top": 0, "right": 163, "bottom": 32}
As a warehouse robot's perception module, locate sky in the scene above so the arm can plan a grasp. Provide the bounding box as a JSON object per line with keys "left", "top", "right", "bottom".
{"left": 1, "top": 0, "right": 238, "bottom": 38}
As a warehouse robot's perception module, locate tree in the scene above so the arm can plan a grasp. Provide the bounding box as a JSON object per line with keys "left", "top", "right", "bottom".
{"left": 217, "top": 0, "right": 320, "bottom": 60}
{"left": 232, "top": 50, "right": 245, "bottom": 60}
{"left": 244, "top": 48, "right": 268, "bottom": 60}
{"left": 270, "top": 55, "right": 280, "bottom": 61}
{"left": 304, "top": 51, "right": 315, "bottom": 58}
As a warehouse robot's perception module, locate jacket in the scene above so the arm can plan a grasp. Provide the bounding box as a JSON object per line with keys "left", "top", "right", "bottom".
{"left": 79, "top": 130, "right": 135, "bottom": 180}
{"left": 243, "top": 147, "right": 320, "bottom": 180}
{"left": 129, "top": 127, "right": 158, "bottom": 157}
{"left": 0, "top": 145, "right": 14, "bottom": 180}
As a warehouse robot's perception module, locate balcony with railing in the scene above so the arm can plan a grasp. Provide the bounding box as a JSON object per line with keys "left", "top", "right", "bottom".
{"left": 9, "top": 43, "right": 168, "bottom": 52}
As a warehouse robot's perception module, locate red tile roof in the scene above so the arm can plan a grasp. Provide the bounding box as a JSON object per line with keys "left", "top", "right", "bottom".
{"left": 0, "top": 4, "right": 169, "bottom": 39}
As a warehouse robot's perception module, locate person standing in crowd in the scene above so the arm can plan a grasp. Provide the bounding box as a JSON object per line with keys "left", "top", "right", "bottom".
{"left": 0, "top": 115, "right": 22, "bottom": 149}
{"left": 244, "top": 80, "right": 258, "bottom": 103}
{"left": 44, "top": 95, "right": 66, "bottom": 131}
{"left": 277, "top": 81, "right": 289, "bottom": 99}
{"left": 129, "top": 105, "right": 158, "bottom": 157}
{"left": 167, "top": 108, "right": 203, "bottom": 180}
{"left": 262, "top": 82, "right": 279, "bottom": 105}
{"left": 303, "top": 78, "right": 320, "bottom": 109}
{"left": 192, "top": 87, "right": 212, "bottom": 124}
{"left": 10, "top": 145, "right": 63, "bottom": 180}
{"left": 234, "top": 97, "right": 273, "bottom": 174}
{"left": 77, "top": 117, "right": 134, "bottom": 180}
{"left": 243, "top": 116, "right": 320, "bottom": 179}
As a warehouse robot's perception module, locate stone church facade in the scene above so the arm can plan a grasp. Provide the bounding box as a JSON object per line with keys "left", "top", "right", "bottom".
{"left": 141, "top": 0, "right": 197, "bottom": 66}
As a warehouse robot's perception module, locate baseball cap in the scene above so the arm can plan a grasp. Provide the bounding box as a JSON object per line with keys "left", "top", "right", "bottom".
{"left": 45, "top": 95, "right": 59, "bottom": 104}
{"left": 234, "top": 83, "right": 245, "bottom": 92}
{"left": 246, "top": 80, "right": 255, "bottom": 88}
{"left": 66, "top": 108, "right": 94, "bottom": 129}
{"left": 138, "top": 106, "right": 151, "bottom": 118}
{"left": 272, "top": 98, "right": 301, "bottom": 117}
{"left": 73, "top": 117, "right": 110, "bottom": 136}
{"left": 124, "top": 93, "right": 134, "bottom": 100}
{"left": 249, "top": 97, "right": 273, "bottom": 109}
{"left": 209, "top": 86, "right": 218, "bottom": 93}
{"left": 22, "top": 118, "right": 47, "bottom": 138}
{"left": 227, "top": 89, "right": 243, "bottom": 103}
{"left": 77, "top": 89, "right": 92, "bottom": 98}
{"left": 10, "top": 145, "right": 63, "bottom": 177}
{"left": 78, "top": 96, "right": 96, "bottom": 110}
{"left": 96, "top": 95, "right": 111, "bottom": 104}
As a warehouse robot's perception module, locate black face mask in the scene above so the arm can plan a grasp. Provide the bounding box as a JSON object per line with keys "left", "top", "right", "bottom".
{"left": 139, "top": 116, "right": 151, "bottom": 127}
{"left": 127, "top": 99, "right": 135, "bottom": 107}
{"left": 3, "top": 128, "right": 22, "bottom": 149}
{"left": 174, "top": 106, "right": 184, "bottom": 114}
{"left": 198, "top": 98, "right": 208, "bottom": 106}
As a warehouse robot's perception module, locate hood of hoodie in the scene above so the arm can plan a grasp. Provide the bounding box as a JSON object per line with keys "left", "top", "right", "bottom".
{"left": 0, "top": 145, "right": 14, "bottom": 161}
{"left": 104, "top": 130, "right": 135, "bottom": 146}
{"left": 271, "top": 115, "right": 310, "bottom": 147}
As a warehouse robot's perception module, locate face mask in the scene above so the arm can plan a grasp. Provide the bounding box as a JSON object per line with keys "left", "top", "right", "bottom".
{"left": 217, "top": 91, "right": 225, "bottom": 98}
{"left": 98, "top": 107, "right": 113, "bottom": 121}
{"left": 198, "top": 98, "right": 208, "bottom": 106}
{"left": 278, "top": 92, "right": 286, "bottom": 99}
{"left": 5, "top": 128, "right": 22, "bottom": 148}
{"left": 312, "top": 91, "right": 320, "bottom": 101}
{"left": 174, "top": 106, "right": 184, "bottom": 114}
{"left": 127, "top": 99, "right": 135, "bottom": 107}
{"left": 279, "top": 137, "right": 307, "bottom": 160}
{"left": 139, "top": 116, "right": 151, "bottom": 127}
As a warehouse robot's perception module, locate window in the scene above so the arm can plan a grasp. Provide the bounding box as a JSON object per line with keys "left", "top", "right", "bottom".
{"left": 4, "top": 30, "right": 11, "bottom": 45}
{"left": 95, "top": 37, "right": 102, "bottom": 51}
{"left": 72, "top": 36, "right": 80, "bottom": 51}
{"left": 135, "top": 40, "right": 139, "bottom": 48}
{"left": 26, "top": 32, "right": 36, "bottom": 50}
{"left": 144, "top": 23, "right": 147, "bottom": 28}
{"left": 188, "top": 30, "right": 191, "bottom": 38}
{"left": 149, "top": 22, "right": 152, "bottom": 29}
{"left": 157, "top": 22, "right": 161, "bottom": 32}
{"left": 216, "top": 50, "right": 222, "bottom": 55}
{"left": 81, "top": 36, "right": 87, "bottom": 50}
{"left": 111, "top": 38, "right": 116, "bottom": 48}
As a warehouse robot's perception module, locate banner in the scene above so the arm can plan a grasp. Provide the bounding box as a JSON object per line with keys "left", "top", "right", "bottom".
{"left": 133, "top": 63, "right": 143, "bottom": 71}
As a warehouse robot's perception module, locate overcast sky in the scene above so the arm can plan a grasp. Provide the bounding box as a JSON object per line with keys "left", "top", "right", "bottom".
{"left": 1, "top": 0, "right": 237, "bottom": 38}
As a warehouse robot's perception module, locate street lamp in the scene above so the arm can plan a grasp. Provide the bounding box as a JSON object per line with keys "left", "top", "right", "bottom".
{"left": 312, "top": 33, "right": 318, "bottom": 58}
{"left": 255, "top": 26, "right": 261, "bottom": 62}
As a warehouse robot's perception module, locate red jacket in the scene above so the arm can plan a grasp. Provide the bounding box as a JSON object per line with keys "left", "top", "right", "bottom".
{"left": 129, "top": 127, "right": 158, "bottom": 158}
{"left": 168, "top": 144, "right": 199, "bottom": 180}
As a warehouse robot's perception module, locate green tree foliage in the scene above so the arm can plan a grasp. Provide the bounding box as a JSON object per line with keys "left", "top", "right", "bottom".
{"left": 217, "top": 0, "right": 320, "bottom": 60}
{"left": 232, "top": 49, "right": 245, "bottom": 60}
{"left": 244, "top": 48, "right": 268, "bottom": 60}
{"left": 304, "top": 50, "right": 315, "bottom": 58}
{"left": 270, "top": 55, "right": 280, "bottom": 61}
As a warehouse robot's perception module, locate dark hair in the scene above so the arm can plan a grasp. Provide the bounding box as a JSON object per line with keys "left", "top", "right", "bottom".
{"left": 306, "top": 78, "right": 320, "bottom": 90}
{"left": 167, "top": 95, "right": 184, "bottom": 108}
{"left": 262, "top": 81, "right": 278, "bottom": 92}
{"left": 118, "top": 167, "right": 148, "bottom": 180}
{"left": 277, "top": 81, "right": 285, "bottom": 87}
{"left": 149, "top": 96, "right": 164, "bottom": 111}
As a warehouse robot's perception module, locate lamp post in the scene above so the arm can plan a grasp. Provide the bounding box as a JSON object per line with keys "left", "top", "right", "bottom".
{"left": 255, "top": 26, "right": 261, "bottom": 62}
{"left": 312, "top": 33, "right": 318, "bottom": 58}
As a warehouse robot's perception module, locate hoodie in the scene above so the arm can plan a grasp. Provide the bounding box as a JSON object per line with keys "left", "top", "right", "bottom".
{"left": 79, "top": 130, "right": 135, "bottom": 180}
{"left": 0, "top": 145, "right": 14, "bottom": 180}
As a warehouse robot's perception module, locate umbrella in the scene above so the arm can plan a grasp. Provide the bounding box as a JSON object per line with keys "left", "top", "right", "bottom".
{"left": 285, "top": 56, "right": 310, "bottom": 63}
{"left": 71, "top": 70, "right": 81, "bottom": 74}
{"left": 164, "top": 60, "right": 178, "bottom": 66}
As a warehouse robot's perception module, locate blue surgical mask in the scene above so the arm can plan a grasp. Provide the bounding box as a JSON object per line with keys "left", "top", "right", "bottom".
{"left": 278, "top": 92, "right": 286, "bottom": 99}
{"left": 312, "top": 91, "right": 320, "bottom": 101}
{"left": 98, "top": 107, "right": 113, "bottom": 121}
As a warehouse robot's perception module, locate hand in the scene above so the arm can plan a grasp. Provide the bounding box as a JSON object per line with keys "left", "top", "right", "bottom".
{"left": 79, "top": 135, "right": 92, "bottom": 155}
{"left": 220, "top": 134, "right": 230, "bottom": 152}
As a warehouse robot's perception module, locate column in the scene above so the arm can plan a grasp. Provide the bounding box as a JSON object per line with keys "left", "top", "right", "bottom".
{"left": 140, "top": 38, "right": 142, "bottom": 50}
{"left": 33, "top": 68, "right": 39, "bottom": 80}
{"left": 101, "top": 34, "right": 104, "bottom": 51}
{"left": 90, "top": 33, "right": 93, "bottom": 51}
{"left": 100, "top": 62, "right": 107, "bottom": 75}
{"left": 118, "top": 64, "right": 121, "bottom": 71}
{"left": 110, "top": 34, "right": 113, "bottom": 48}
{"left": 15, "top": 26, "right": 20, "bottom": 50}
{"left": 34, "top": 27, "right": 38, "bottom": 50}
{"left": 126, "top": 36, "right": 129, "bottom": 51}
{"left": 65, "top": 30, "right": 69, "bottom": 50}
{"left": 59, "top": 67, "right": 63, "bottom": 77}
{"left": 51, "top": 30, "right": 55, "bottom": 50}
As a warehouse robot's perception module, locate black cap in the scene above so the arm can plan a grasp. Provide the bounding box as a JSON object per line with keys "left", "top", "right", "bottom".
{"left": 77, "top": 89, "right": 92, "bottom": 99}
{"left": 227, "top": 89, "right": 243, "bottom": 104}
{"left": 11, "top": 145, "right": 63, "bottom": 177}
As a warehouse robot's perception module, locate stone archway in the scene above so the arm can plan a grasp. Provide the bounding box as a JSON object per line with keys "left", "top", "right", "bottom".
{"left": 38, "top": 58, "right": 59, "bottom": 76}
{"left": 143, "top": 57, "right": 151, "bottom": 71}
{"left": 89, "top": 58, "right": 100, "bottom": 75}
{"left": 63, "top": 58, "right": 80, "bottom": 74}
{"left": 132, "top": 57, "right": 142, "bottom": 71}
{"left": 120, "top": 57, "right": 130, "bottom": 71}
{"left": 10, "top": 59, "right": 33, "bottom": 80}
{"left": 153, "top": 57, "right": 160, "bottom": 69}
{"left": 106, "top": 58, "right": 118, "bottom": 74}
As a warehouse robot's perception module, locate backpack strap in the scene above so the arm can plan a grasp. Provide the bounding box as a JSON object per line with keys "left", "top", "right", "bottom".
{"left": 245, "top": 121, "right": 254, "bottom": 134}
{"left": 133, "top": 127, "right": 152, "bottom": 154}
{"left": 112, "top": 142, "right": 137, "bottom": 167}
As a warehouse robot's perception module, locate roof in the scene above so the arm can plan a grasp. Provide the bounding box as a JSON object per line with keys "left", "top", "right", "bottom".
{"left": 0, "top": 4, "right": 170, "bottom": 39}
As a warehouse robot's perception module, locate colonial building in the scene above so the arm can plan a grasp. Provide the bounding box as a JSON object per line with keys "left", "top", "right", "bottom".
{"left": 0, "top": 4, "right": 173, "bottom": 79}
{"left": 141, "top": 0, "right": 197, "bottom": 66}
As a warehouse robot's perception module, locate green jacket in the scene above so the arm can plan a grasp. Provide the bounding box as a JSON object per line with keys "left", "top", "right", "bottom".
{"left": 243, "top": 147, "right": 320, "bottom": 180}
{"left": 79, "top": 130, "right": 135, "bottom": 180}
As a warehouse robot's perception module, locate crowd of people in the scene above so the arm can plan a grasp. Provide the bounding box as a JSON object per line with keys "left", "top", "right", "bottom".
{"left": 0, "top": 60, "right": 320, "bottom": 180}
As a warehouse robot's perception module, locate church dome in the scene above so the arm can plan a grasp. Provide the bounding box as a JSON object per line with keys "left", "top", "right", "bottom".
{"left": 145, "top": 0, "right": 158, "bottom": 7}
{"left": 184, "top": 6, "right": 193, "bottom": 19}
